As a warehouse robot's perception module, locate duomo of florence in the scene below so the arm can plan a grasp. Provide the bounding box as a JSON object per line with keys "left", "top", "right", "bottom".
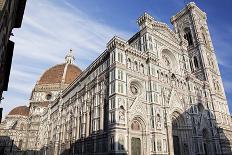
{"left": 0, "top": 2, "right": 232, "bottom": 155}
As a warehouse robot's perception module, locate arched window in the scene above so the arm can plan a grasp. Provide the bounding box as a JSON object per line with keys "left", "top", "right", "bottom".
{"left": 141, "top": 64, "right": 144, "bottom": 74}
{"left": 134, "top": 61, "right": 138, "bottom": 71}
{"left": 127, "top": 58, "right": 131, "bottom": 68}
{"left": 153, "top": 138, "right": 156, "bottom": 151}
{"left": 157, "top": 114, "right": 161, "bottom": 123}
{"left": 184, "top": 27, "right": 193, "bottom": 46}
{"left": 110, "top": 136, "right": 115, "bottom": 150}
{"left": 119, "top": 106, "right": 125, "bottom": 121}
{"left": 197, "top": 103, "right": 204, "bottom": 113}
{"left": 118, "top": 136, "right": 124, "bottom": 150}
{"left": 193, "top": 56, "right": 199, "bottom": 69}
{"left": 202, "top": 128, "right": 209, "bottom": 139}
{"left": 189, "top": 59, "right": 194, "bottom": 72}
{"left": 157, "top": 139, "right": 162, "bottom": 151}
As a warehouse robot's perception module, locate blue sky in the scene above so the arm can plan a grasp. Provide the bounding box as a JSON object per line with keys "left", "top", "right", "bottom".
{"left": 2, "top": 0, "right": 232, "bottom": 117}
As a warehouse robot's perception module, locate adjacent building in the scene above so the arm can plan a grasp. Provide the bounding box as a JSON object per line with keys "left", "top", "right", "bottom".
{"left": 0, "top": 0, "right": 27, "bottom": 113}
{"left": 0, "top": 2, "right": 232, "bottom": 155}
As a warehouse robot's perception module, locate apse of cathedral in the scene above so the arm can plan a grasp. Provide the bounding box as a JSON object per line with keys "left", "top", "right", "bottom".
{"left": 0, "top": 2, "right": 232, "bottom": 155}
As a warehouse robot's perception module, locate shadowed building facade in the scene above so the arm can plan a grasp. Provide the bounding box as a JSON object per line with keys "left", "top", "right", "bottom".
{"left": 0, "top": 0, "right": 27, "bottom": 113}
{"left": 0, "top": 2, "right": 232, "bottom": 155}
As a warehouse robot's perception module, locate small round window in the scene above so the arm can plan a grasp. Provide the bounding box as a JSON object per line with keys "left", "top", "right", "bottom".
{"left": 130, "top": 82, "right": 141, "bottom": 95}
{"left": 46, "top": 93, "right": 52, "bottom": 100}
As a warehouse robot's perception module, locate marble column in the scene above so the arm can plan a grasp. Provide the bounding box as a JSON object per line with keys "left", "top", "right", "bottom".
{"left": 167, "top": 123, "right": 174, "bottom": 155}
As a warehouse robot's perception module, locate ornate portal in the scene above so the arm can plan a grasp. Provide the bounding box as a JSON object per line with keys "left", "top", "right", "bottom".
{"left": 131, "top": 137, "right": 141, "bottom": 155}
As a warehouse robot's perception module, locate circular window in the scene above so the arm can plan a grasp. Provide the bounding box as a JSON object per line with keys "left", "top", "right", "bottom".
{"left": 130, "top": 82, "right": 141, "bottom": 95}
{"left": 130, "top": 85, "right": 138, "bottom": 95}
{"left": 46, "top": 93, "right": 52, "bottom": 100}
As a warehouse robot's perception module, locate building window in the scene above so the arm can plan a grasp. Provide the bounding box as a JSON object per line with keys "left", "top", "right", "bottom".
{"left": 110, "top": 70, "right": 115, "bottom": 81}
{"left": 93, "top": 118, "right": 100, "bottom": 131}
{"left": 111, "top": 52, "right": 115, "bottom": 64}
{"left": 118, "top": 70, "right": 123, "bottom": 80}
{"left": 153, "top": 93, "right": 158, "bottom": 103}
{"left": 141, "top": 64, "right": 145, "bottom": 74}
{"left": 157, "top": 139, "right": 162, "bottom": 151}
{"left": 193, "top": 56, "right": 199, "bottom": 69}
{"left": 163, "top": 139, "right": 167, "bottom": 152}
{"left": 189, "top": 59, "right": 194, "bottom": 72}
{"left": 110, "top": 112, "right": 115, "bottom": 123}
{"left": 127, "top": 58, "right": 131, "bottom": 68}
{"left": 130, "top": 82, "right": 141, "bottom": 96}
{"left": 46, "top": 93, "right": 52, "bottom": 100}
{"left": 153, "top": 139, "right": 156, "bottom": 151}
{"left": 184, "top": 27, "right": 193, "bottom": 46}
{"left": 118, "top": 136, "right": 124, "bottom": 150}
{"left": 118, "top": 82, "right": 124, "bottom": 93}
{"left": 110, "top": 83, "right": 115, "bottom": 94}
{"left": 130, "top": 84, "right": 138, "bottom": 95}
{"left": 134, "top": 61, "right": 138, "bottom": 71}
{"left": 110, "top": 136, "right": 115, "bottom": 150}
{"left": 110, "top": 98, "right": 115, "bottom": 110}
{"left": 151, "top": 118, "right": 155, "bottom": 128}
{"left": 117, "top": 52, "right": 123, "bottom": 63}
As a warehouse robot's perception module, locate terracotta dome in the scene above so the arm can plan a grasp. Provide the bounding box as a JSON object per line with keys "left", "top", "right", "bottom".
{"left": 37, "top": 63, "right": 82, "bottom": 85}
{"left": 8, "top": 106, "right": 29, "bottom": 116}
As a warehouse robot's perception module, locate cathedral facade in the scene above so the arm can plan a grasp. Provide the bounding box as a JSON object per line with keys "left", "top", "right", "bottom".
{"left": 0, "top": 2, "right": 232, "bottom": 155}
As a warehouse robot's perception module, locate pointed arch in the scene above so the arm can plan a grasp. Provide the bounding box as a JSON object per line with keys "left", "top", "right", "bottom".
{"left": 130, "top": 116, "right": 146, "bottom": 132}
{"left": 183, "top": 27, "right": 193, "bottom": 46}
{"left": 193, "top": 56, "right": 199, "bottom": 69}
{"left": 171, "top": 111, "right": 185, "bottom": 128}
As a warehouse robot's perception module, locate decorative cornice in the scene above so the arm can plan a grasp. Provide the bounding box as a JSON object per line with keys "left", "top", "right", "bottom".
{"left": 107, "top": 36, "right": 127, "bottom": 51}
{"left": 171, "top": 2, "right": 206, "bottom": 24}
{"left": 137, "top": 12, "right": 155, "bottom": 28}
{"left": 125, "top": 46, "right": 147, "bottom": 60}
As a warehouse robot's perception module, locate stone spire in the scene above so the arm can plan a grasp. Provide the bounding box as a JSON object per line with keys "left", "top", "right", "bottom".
{"left": 65, "top": 49, "right": 75, "bottom": 64}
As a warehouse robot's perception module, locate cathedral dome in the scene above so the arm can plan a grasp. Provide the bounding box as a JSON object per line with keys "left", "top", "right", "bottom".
{"left": 8, "top": 106, "right": 29, "bottom": 116}
{"left": 37, "top": 50, "right": 82, "bottom": 85}
{"left": 37, "top": 63, "right": 81, "bottom": 85}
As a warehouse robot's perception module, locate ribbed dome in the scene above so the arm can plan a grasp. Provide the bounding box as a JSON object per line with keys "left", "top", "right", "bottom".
{"left": 8, "top": 106, "right": 29, "bottom": 116}
{"left": 37, "top": 63, "right": 82, "bottom": 85}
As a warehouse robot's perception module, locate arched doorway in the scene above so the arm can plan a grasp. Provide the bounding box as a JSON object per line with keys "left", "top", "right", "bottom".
{"left": 130, "top": 118, "right": 145, "bottom": 155}
{"left": 172, "top": 111, "right": 189, "bottom": 155}
{"left": 202, "top": 128, "right": 210, "bottom": 155}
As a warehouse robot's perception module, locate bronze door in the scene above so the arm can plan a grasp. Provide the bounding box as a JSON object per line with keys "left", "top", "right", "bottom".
{"left": 173, "top": 135, "right": 181, "bottom": 155}
{"left": 131, "top": 137, "right": 141, "bottom": 155}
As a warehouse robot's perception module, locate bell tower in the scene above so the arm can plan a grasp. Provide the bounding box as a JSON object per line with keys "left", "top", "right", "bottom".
{"left": 171, "top": 2, "right": 207, "bottom": 80}
{"left": 171, "top": 2, "right": 227, "bottom": 101}
{"left": 171, "top": 3, "right": 231, "bottom": 153}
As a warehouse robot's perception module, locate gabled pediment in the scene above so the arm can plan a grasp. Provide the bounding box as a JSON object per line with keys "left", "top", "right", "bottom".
{"left": 152, "top": 21, "right": 180, "bottom": 44}
{"left": 169, "top": 89, "right": 183, "bottom": 109}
